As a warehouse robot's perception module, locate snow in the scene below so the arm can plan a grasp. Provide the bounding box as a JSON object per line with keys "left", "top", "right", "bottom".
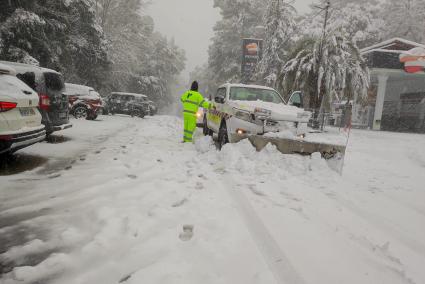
{"left": 263, "top": 127, "right": 349, "bottom": 146}
{"left": 1, "top": 115, "right": 425, "bottom": 284}
{"left": 304, "top": 128, "right": 350, "bottom": 146}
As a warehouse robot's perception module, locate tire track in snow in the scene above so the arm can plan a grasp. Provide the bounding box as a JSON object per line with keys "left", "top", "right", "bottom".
{"left": 218, "top": 173, "right": 305, "bottom": 284}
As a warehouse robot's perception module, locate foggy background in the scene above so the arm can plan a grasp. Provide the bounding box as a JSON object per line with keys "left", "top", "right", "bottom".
{"left": 149, "top": 0, "right": 314, "bottom": 80}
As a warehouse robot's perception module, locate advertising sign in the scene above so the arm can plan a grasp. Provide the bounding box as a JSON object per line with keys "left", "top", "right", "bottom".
{"left": 400, "top": 47, "right": 425, "bottom": 73}
{"left": 241, "top": 38, "right": 263, "bottom": 83}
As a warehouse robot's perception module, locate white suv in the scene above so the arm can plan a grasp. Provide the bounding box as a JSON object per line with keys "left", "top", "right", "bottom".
{"left": 203, "top": 83, "right": 311, "bottom": 147}
{"left": 0, "top": 63, "right": 46, "bottom": 155}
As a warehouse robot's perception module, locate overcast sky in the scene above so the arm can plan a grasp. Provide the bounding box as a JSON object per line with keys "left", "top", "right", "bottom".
{"left": 148, "top": 0, "right": 314, "bottom": 79}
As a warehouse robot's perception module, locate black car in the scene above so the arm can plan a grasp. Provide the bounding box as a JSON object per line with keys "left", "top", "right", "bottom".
{"left": 1, "top": 61, "right": 72, "bottom": 135}
{"left": 107, "top": 92, "right": 150, "bottom": 118}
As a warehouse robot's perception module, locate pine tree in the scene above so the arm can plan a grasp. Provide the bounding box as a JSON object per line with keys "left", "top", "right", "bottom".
{"left": 207, "top": 0, "right": 266, "bottom": 90}
{"left": 94, "top": 0, "right": 185, "bottom": 105}
{"left": 257, "top": 0, "right": 296, "bottom": 86}
{"left": 0, "top": 0, "right": 110, "bottom": 90}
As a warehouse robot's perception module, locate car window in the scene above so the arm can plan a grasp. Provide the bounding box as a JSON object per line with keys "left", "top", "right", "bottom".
{"left": 44, "top": 72, "right": 65, "bottom": 92}
{"left": 290, "top": 92, "right": 302, "bottom": 105}
{"left": 0, "top": 74, "right": 36, "bottom": 96}
{"left": 229, "top": 87, "right": 284, "bottom": 104}
{"left": 16, "top": 72, "right": 37, "bottom": 91}
{"left": 216, "top": 88, "right": 226, "bottom": 99}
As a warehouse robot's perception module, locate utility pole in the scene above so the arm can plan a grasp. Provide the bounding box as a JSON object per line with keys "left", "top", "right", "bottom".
{"left": 318, "top": 1, "right": 330, "bottom": 62}
{"left": 314, "top": 0, "right": 331, "bottom": 130}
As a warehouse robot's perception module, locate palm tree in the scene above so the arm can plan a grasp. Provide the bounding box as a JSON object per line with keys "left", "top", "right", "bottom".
{"left": 279, "top": 31, "right": 370, "bottom": 127}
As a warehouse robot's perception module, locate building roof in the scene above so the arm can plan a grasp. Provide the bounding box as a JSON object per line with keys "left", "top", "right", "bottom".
{"left": 361, "top": 38, "right": 425, "bottom": 54}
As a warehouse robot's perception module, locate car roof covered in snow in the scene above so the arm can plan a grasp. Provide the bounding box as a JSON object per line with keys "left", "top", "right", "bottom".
{"left": 65, "top": 83, "right": 96, "bottom": 96}
{"left": 219, "top": 83, "right": 277, "bottom": 92}
{"left": 111, "top": 92, "right": 147, "bottom": 98}
{"left": 0, "top": 63, "right": 17, "bottom": 76}
{"left": 66, "top": 83, "right": 94, "bottom": 90}
{"left": 0, "top": 60, "right": 61, "bottom": 75}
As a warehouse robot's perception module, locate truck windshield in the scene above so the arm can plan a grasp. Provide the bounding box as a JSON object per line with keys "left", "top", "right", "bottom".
{"left": 230, "top": 87, "right": 284, "bottom": 104}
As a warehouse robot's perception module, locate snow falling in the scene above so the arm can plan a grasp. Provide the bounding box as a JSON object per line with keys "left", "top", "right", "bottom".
{"left": 1, "top": 0, "right": 425, "bottom": 283}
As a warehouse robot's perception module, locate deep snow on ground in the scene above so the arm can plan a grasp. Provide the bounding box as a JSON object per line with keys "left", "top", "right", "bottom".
{"left": 0, "top": 115, "right": 425, "bottom": 284}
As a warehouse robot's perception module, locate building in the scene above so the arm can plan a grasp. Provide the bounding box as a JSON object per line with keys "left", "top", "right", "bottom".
{"left": 355, "top": 38, "right": 425, "bottom": 133}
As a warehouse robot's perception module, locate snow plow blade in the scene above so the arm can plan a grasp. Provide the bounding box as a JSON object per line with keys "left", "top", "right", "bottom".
{"left": 246, "top": 135, "right": 347, "bottom": 172}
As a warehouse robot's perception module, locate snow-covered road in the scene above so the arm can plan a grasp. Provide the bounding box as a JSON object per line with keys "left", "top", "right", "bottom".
{"left": 1, "top": 115, "right": 425, "bottom": 284}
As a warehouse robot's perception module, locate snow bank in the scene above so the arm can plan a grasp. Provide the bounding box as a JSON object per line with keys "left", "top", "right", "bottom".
{"left": 1, "top": 115, "right": 424, "bottom": 284}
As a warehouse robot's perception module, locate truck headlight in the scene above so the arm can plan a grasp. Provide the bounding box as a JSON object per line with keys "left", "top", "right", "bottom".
{"left": 235, "top": 110, "right": 252, "bottom": 122}
{"left": 254, "top": 108, "right": 271, "bottom": 120}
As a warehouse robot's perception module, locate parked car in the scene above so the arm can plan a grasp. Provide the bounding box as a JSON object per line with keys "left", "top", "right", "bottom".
{"left": 0, "top": 63, "right": 46, "bottom": 155}
{"left": 65, "top": 83, "right": 103, "bottom": 120}
{"left": 202, "top": 83, "right": 312, "bottom": 147}
{"left": 107, "top": 92, "right": 150, "bottom": 118}
{"left": 0, "top": 61, "right": 72, "bottom": 135}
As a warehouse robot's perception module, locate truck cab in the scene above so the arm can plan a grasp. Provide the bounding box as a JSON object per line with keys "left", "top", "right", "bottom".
{"left": 204, "top": 83, "right": 311, "bottom": 147}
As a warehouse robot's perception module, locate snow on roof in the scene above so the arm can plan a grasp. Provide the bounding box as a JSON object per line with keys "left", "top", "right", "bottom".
{"left": 0, "top": 60, "right": 60, "bottom": 75}
{"left": 0, "top": 63, "right": 16, "bottom": 76}
{"left": 361, "top": 38, "right": 425, "bottom": 54}
{"left": 66, "top": 83, "right": 94, "bottom": 91}
{"left": 220, "top": 83, "right": 277, "bottom": 91}
{"left": 65, "top": 83, "right": 96, "bottom": 96}
{"left": 361, "top": 49, "right": 407, "bottom": 55}
{"left": 111, "top": 92, "right": 147, "bottom": 98}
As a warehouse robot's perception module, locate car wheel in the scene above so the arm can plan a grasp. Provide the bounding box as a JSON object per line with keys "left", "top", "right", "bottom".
{"left": 87, "top": 114, "right": 98, "bottom": 120}
{"left": 74, "top": 106, "right": 88, "bottom": 119}
{"left": 138, "top": 110, "right": 145, "bottom": 118}
{"left": 218, "top": 121, "right": 229, "bottom": 150}
{"left": 131, "top": 109, "right": 144, "bottom": 118}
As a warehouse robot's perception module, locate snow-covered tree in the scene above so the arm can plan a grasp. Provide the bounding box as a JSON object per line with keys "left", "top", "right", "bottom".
{"left": 0, "top": 0, "right": 110, "bottom": 90}
{"left": 280, "top": 31, "right": 370, "bottom": 113}
{"left": 94, "top": 0, "right": 185, "bottom": 105}
{"left": 381, "top": 0, "right": 425, "bottom": 43}
{"left": 302, "top": 1, "right": 384, "bottom": 49}
{"left": 0, "top": 8, "right": 47, "bottom": 65}
{"left": 256, "top": 0, "right": 296, "bottom": 86}
{"left": 207, "top": 0, "right": 267, "bottom": 90}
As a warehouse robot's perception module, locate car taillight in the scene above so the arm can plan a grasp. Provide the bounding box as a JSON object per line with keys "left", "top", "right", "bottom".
{"left": 39, "top": 94, "right": 50, "bottom": 110}
{"left": 0, "top": 101, "right": 17, "bottom": 112}
{"left": 0, "top": 134, "right": 13, "bottom": 141}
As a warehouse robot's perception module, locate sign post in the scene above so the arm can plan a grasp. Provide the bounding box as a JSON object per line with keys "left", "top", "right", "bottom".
{"left": 241, "top": 38, "right": 263, "bottom": 84}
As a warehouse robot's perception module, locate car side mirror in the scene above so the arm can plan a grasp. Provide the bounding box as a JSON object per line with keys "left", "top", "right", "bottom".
{"left": 215, "top": 96, "right": 225, "bottom": 104}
